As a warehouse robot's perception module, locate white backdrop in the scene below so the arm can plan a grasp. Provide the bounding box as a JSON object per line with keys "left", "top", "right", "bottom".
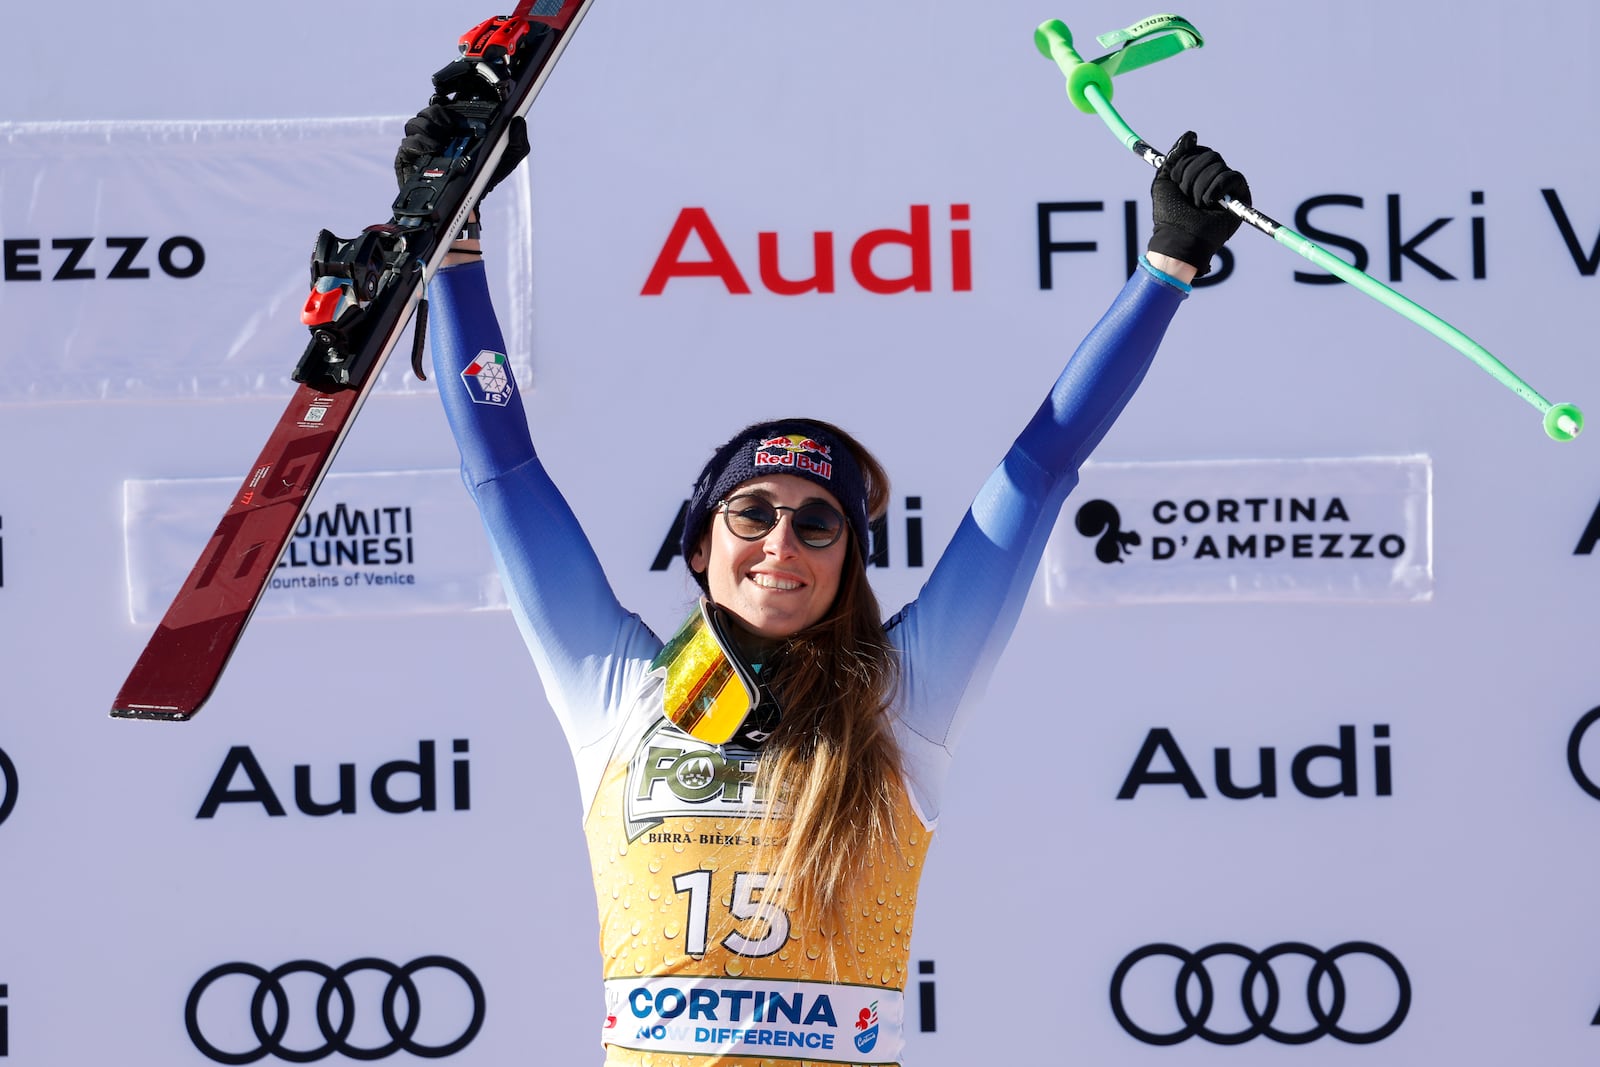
{"left": 3, "top": 1, "right": 1599, "bottom": 1064}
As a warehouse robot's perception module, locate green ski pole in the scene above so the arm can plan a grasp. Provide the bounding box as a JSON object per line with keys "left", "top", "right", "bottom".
{"left": 1036, "top": 17, "right": 1583, "bottom": 442}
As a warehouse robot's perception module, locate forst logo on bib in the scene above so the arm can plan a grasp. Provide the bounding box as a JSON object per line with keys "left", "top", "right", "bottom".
{"left": 461, "top": 350, "right": 514, "bottom": 406}
{"left": 623, "top": 719, "right": 765, "bottom": 840}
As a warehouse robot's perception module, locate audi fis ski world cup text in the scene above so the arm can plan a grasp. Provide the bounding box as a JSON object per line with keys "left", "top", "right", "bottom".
{"left": 1039, "top": 188, "right": 1600, "bottom": 288}
{"left": 642, "top": 205, "right": 972, "bottom": 295}
{"left": 633, "top": 188, "right": 1600, "bottom": 296}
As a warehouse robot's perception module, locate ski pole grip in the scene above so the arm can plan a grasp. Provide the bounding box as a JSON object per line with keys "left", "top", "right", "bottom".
{"left": 1034, "top": 19, "right": 1114, "bottom": 114}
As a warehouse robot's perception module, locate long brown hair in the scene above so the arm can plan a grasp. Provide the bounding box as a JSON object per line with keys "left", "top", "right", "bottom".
{"left": 699, "top": 420, "right": 904, "bottom": 927}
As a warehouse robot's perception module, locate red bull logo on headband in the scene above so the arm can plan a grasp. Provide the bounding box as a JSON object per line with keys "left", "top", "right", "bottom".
{"left": 753, "top": 435, "right": 833, "bottom": 479}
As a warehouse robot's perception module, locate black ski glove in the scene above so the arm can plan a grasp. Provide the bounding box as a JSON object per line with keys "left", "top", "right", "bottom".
{"left": 1147, "top": 131, "right": 1250, "bottom": 276}
{"left": 393, "top": 102, "right": 530, "bottom": 197}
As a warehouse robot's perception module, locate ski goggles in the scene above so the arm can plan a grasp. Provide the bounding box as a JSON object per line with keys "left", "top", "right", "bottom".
{"left": 650, "top": 598, "right": 773, "bottom": 745}
{"left": 718, "top": 494, "right": 846, "bottom": 549}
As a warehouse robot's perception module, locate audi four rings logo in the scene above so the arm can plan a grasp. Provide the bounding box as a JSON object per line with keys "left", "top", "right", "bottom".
{"left": 1110, "top": 942, "right": 1411, "bottom": 1045}
{"left": 185, "top": 956, "right": 484, "bottom": 1063}
{"left": 0, "top": 746, "right": 16, "bottom": 826}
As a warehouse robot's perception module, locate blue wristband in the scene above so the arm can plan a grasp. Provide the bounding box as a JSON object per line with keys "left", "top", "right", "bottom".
{"left": 1139, "top": 254, "right": 1193, "bottom": 294}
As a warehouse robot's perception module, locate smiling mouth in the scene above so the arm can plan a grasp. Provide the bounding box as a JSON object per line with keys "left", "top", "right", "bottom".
{"left": 750, "top": 574, "right": 802, "bottom": 591}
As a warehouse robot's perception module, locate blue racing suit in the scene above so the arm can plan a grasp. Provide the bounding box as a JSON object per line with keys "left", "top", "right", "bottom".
{"left": 428, "top": 258, "right": 1189, "bottom": 1065}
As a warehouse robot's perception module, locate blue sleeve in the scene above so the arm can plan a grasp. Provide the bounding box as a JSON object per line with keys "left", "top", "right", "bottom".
{"left": 427, "top": 262, "right": 660, "bottom": 753}
{"left": 890, "top": 263, "right": 1188, "bottom": 818}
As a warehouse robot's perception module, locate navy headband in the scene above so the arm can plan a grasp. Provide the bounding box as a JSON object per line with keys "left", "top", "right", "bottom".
{"left": 681, "top": 420, "right": 870, "bottom": 563}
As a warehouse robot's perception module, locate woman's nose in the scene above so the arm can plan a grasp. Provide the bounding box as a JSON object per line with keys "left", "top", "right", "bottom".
{"left": 761, "top": 513, "right": 803, "bottom": 556}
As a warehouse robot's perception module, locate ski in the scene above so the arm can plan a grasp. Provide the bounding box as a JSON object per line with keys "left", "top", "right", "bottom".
{"left": 111, "top": 0, "right": 595, "bottom": 721}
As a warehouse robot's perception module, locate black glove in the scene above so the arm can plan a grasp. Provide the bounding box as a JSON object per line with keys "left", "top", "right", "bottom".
{"left": 393, "top": 103, "right": 530, "bottom": 198}
{"left": 1147, "top": 131, "right": 1250, "bottom": 276}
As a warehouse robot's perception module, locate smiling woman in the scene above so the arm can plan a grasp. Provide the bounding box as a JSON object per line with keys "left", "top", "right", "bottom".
{"left": 692, "top": 476, "right": 849, "bottom": 638}
{"left": 412, "top": 98, "right": 1250, "bottom": 1064}
{"left": 675, "top": 420, "right": 902, "bottom": 931}
{"left": 682, "top": 420, "right": 879, "bottom": 642}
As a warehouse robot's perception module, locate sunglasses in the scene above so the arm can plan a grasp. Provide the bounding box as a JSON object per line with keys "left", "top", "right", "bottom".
{"left": 718, "top": 494, "right": 846, "bottom": 549}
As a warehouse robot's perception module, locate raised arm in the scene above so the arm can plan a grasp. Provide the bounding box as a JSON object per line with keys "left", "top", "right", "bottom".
{"left": 428, "top": 262, "right": 660, "bottom": 757}
{"left": 888, "top": 133, "right": 1250, "bottom": 818}
{"left": 400, "top": 98, "right": 662, "bottom": 759}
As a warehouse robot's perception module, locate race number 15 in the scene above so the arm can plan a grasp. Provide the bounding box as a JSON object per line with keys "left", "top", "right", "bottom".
{"left": 672, "top": 870, "right": 788, "bottom": 958}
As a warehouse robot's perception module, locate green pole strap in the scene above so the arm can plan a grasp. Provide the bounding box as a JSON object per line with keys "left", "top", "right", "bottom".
{"left": 1093, "top": 15, "right": 1204, "bottom": 77}
{"left": 1032, "top": 16, "right": 1202, "bottom": 115}
{"left": 1034, "top": 16, "right": 1583, "bottom": 442}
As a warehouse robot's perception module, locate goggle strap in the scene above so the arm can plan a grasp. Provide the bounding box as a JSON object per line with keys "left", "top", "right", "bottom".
{"left": 649, "top": 598, "right": 765, "bottom": 745}
{"left": 704, "top": 599, "right": 764, "bottom": 698}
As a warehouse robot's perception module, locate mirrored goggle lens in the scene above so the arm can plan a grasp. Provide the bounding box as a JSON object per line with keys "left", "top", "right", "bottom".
{"left": 724, "top": 500, "right": 845, "bottom": 547}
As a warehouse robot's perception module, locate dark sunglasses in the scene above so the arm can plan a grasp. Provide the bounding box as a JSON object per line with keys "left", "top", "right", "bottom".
{"left": 718, "top": 494, "right": 846, "bottom": 548}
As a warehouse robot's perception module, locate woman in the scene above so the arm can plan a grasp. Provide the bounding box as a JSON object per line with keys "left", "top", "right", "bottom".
{"left": 419, "top": 128, "right": 1247, "bottom": 1065}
